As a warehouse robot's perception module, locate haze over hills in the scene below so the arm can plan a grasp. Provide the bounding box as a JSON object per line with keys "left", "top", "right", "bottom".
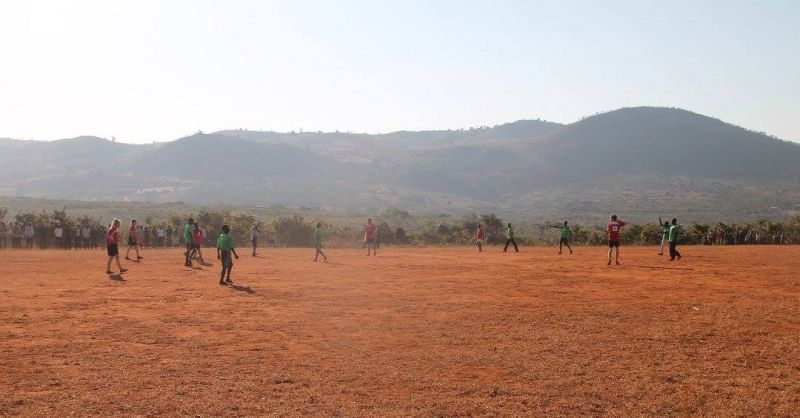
{"left": 2, "top": 107, "right": 799, "bottom": 222}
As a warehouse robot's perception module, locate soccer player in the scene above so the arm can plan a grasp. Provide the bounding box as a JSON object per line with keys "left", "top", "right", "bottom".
{"left": 658, "top": 217, "right": 670, "bottom": 256}
{"left": 475, "top": 223, "right": 484, "bottom": 252}
{"left": 364, "top": 218, "right": 377, "bottom": 256}
{"left": 125, "top": 219, "right": 143, "bottom": 261}
{"left": 313, "top": 222, "right": 328, "bottom": 262}
{"left": 105, "top": 218, "right": 127, "bottom": 275}
{"left": 216, "top": 224, "right": 239, "bottom": 285}
{"left": 183, "top": 217, "right": 195, "bottom": 267}
{"left": 502, "top": 223, "right": 519, "bottom": 253}
{"left": 251, "top": 221, "right": 260, "bottom": 257}
{"left": 668, "top": 218, "right": 682, "bottom": 261}
{"left": 551, "top": 221, "right": 573, "bottom": 255}
{"left": 607, "top": 215, "right": 626, "bottom": 265}
{"left": 190, "top": 222, "right": 206, "bottom": 264}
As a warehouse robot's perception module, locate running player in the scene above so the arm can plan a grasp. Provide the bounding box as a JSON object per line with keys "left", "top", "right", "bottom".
{"left": 313, "top": 222, "right": 328, "bottom": 262}
{"left": 502, "top": 223, "right": 519, "bottom": 253}
{"left": 551, "top": 221, "right": 573, "bottom": 255}
{"left": 183, "top": 217, "right": 194, "bottom": 267}
{"left": 607, "top": 215, "right": 626, "bottom": 265}
{"left": 668, "top": 218, "right": 682, "bottom": 261}
{"left": 364, "top": 218, "right": 377, "bottom": 256}
{"left": 475, "top": 223, "right": 484, "bottom": 252}
{"left": 105, "top": 218, "right": 127, "bottom": 275}
{"left": 658, "top": 217, "right": 670, "bottom": 256}
{"left": 216, "top": 224, "right": 239, "bottom": 285}
{"left": 125, "top": 219, "right": 143, "bottom": 262}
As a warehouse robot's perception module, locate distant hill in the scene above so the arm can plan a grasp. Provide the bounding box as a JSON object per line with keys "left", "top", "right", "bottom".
{"left": 3, "top": 107, "right": 800, "bottom": 222}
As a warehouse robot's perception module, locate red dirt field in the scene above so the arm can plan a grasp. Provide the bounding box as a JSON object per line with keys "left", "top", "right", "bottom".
{"left": 1, "top": 246, "right": 799, "bottom": 416}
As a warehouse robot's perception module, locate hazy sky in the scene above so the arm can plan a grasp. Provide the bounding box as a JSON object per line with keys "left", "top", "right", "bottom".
{"left": 1, "top": 0, "right": 798, "bottom": 143}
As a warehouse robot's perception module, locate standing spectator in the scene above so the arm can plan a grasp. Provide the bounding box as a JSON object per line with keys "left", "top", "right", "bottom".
{"left": 24, "top": 222, "right": 35, "bottom": 249}
{"left": 82, "top": 225, "right": 91, "bottom": 249}
{"left": 37, "top": 222, "right": 48, "bottom": 249}
{"left": 54, "top": 223, "right": 64, "bottom": 248}
{"left": 12, "top": 222, "right": 23, "bottom": 248}
{"left": 143, "top": 225, "right": 151, "bottom": 249}
{"left": 74, "top": 227, "right": 81, "bottom": 250}
{"left": 165, "top": 225, "right": 174, "bottom": 247}
{"left": 0, "top": 221, "right": 7, "bottom": 249}
{"left": 251, "top": 221, "right": 260, "bottom": 257}
{"left": 156, "top": 226, "right": 166, "bottom": 247}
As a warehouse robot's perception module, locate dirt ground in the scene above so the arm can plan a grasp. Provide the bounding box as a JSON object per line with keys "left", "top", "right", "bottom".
{"left": 1, "top": 245, "right": 799, "bottom": 416}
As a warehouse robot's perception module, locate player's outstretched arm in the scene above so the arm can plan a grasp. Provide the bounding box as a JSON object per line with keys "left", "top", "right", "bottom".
{"left": 217, "top": 247, "right": 221, "bottom": 259}
{"left": 232, "top": 248, "right": 239, "bottom": 259}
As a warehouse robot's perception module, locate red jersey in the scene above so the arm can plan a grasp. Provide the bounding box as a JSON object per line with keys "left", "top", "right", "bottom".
{"left": 476, "top": 227, "right": 484, "bottom": 240}
{"left": 128, "top": 226, "right": 136, "bottom": 239}
{"left": 192, "top": 229, "right": 204, "bottom": 245}
{"left": 607, "top": 220, "right": 625, "bottom": 241}
{"left": 106, "top": 227, "right": 119, "bottom": 245}
{"left": 364, "top": 224, "right": 376, "bottom": 240}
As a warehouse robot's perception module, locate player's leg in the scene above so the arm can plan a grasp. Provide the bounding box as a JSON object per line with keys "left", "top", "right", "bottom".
{"left": 512, "top": 239, "right": 518, "bottom": 252}
{"left": 659, "top": 236, "right": 665, "bottom": 255}
{"left": 566, "top": 240, "right": 573, "bottom": 254}
{"left": 477, "top": 240, "right": 482, "bottom": 252}
{"left": 503, "top": 239, "right": 510, "bottom": 252}
{"left": 607, "top": 244, "right": 612, "bottom": 265}
{"left": 615, "top": 245, "right": 620, "bottom": 264}
{"left": 106, "top": 255, "right": 113, "bottom": 274}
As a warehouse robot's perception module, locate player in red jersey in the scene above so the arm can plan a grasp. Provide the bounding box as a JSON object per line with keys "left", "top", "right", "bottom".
{"left": 606, "top": 214, "right": 626, "bottom": 266}
{"left": 105, "top": 218, "right": 127, "bottom": 275}
{"left": 364, "top": 218, "right": 377, "bottom": 256}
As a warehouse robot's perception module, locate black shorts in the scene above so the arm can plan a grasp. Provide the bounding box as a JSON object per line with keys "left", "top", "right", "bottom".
{"left": 559, "top": 238, "right": 569, "bottom": 245}
{"left": 221, "top": 251, "right": 233, "bottom": 268}
{"left": 107, "top": 244, "right": 119, "bottom": 257}
{"left": 365, "top": 237, "right": 376, "bottom": 244}
{"left": 191, "top": 243, "right": 200, "bottom": 250}
{"left": 128, "top": 236, "right": 136, "bottom": 246}
{"left": 608, "top": 240, "right": 620, "bottom": 248}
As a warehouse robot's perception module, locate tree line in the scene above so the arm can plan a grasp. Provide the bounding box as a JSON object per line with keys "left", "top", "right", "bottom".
{"left": 0, "top": 207, "right": 798, "bottom": 249}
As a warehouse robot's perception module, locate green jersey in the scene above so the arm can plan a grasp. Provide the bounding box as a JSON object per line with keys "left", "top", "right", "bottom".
{"left": 662, "top": 225, "right": 670, "bottom": 238}
{"left": 184, "top": 223, "right": 193, "bottom": 244}
{"left": 217, "top": 233, "right": 233, "bottom": 252}
{"left": 507, "top": 226, "right": 514, "bottom": 239}
{"left": 313, "top": 227, "right": 324, "bottom": 245}
{"left": 668, "top": 225, "right": 680, "bottom": 242}
{"left": 558, "top": 226, "right": 571, "bottom": 239}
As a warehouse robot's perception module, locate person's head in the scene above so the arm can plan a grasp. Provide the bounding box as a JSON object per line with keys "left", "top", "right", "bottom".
{"left": 188, "top": 217, "right": 194, "bottom": 224}
{"left": 672, "top": 218, "right": 677, "bottom": 225}
{"left": 222, "top": 224, "right": 230, "bottom": 234}
{"left": 130, "top": 219, "right": 137, "bottom": 227}
{"left": 508, "top": 223, "right": 512, "bottom": 228}
{"left": 316, "top": 222, "right": 321, "bottom": 228}
{"left": 610, "top": 215, "right": 618, "bottom": 221}
{"left": 193, "top": 222, "right": 199, "bottom": 230}
{"left": 112, "top": 218, "right": 121, "bottom": 229}
{"left": 367, "top": 218, "right": 373, "bottom": 224}
{"left": 664, "top": 221, "right": 670, "bottom": 227}
{"left": 477, "top": 223, "right": 482, "bottom": 228}
{"left": 564, "top": 221, "right": 568, "bottom": 226}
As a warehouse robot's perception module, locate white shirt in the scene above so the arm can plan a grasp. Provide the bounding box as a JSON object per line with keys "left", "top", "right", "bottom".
{"left": 82, "top": 227, "right": 91, "bottom": 238}
{"left": 54, "top": 227, "right": 63, "bottom": 238}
